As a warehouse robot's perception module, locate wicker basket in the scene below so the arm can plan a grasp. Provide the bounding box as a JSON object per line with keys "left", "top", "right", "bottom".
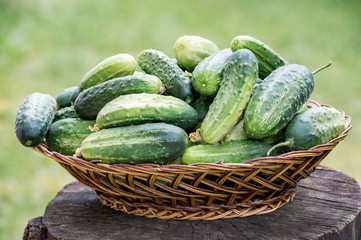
{"left": 32, "top": 100, "right": 351, "bottom": 220}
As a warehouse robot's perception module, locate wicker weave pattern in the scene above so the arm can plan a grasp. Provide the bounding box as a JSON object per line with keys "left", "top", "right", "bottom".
{"left": 33, "top": 101, "right": 351, "bottom": 220}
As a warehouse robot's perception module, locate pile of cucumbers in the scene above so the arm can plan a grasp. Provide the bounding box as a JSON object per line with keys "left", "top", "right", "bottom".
{"left": 15, "top": 35, "right": 347, "bottom": 165}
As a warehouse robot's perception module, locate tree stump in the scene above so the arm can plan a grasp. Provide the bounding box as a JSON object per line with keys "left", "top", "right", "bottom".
{"left": 23, "top": 166, "right": 361, "bottom": 240}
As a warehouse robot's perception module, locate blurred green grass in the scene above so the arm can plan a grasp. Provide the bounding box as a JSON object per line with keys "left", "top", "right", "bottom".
{"left": 1, "top": 0, "right": 360, "bottom": 238}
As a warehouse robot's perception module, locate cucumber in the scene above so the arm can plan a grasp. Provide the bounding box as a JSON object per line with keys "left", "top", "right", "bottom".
{"left": 15, "top": 93, "right": 57, "bottom": 147}
{"left": 81, "top": 123, "right": 188, "bottom": 164}
{"left": 55, "top": 86, "right": 78, "bottom": 109}
{"left": 182, "top": 139, "right": 271, "bottom": 164}
{"left": 96, "top": 93, "right": 198, "bottom": 129}
{"left": 192, "top": 48, "right": 233, "bottom": 97}
{"left": 138, "top": 49, "right": 193, "bottom": 103}
{"left": 46, "top": 118, "right": 95, "bottom": 155}
{"left": 74, "top": 74, "right": 163, "bottom": 120}
{"left": 191, "top": 95, "right": 212, "bottom": 122}
{"left": 267, "top": 107, "right": 346, "bottom": 155}
{"left": 231, "top": 35, "right": 288, "bottom": 79}
{"left": 200, "top": 49, "right": 258, "bottom": 144}
{"left": 53, "top": 106, "right": 79, "bottom": 122}
{"left": 173, "top": 35, "right": 219, "bottom": 73}
{"left": 244, "top": 64, "right": 315, "bottom": 140}
{"left": 70, "top": 87, "right": 79, "bottom": 105}
{"left": 79, "top": 54, "right": 137, "bottom": 92}
{"left": 224, "top": 119, "right": 247, "bottom": 142}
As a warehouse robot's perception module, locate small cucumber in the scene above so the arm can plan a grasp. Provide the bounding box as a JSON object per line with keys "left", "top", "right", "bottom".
{"left": 55, "top": 86, "right": 78, "bottom": 109}
{"left": 79, "top": 54, "right": 137, "bottom": 92}
{"left": 74, "top": 74, "right": 163, "bottom": 120}
{"left": 53, "top": 106, "right": 79, "bottom": 122}
{"left": 96, "top": 93, "right": 198, "bottom": 129}
{"left": 46, "top": 118, "right": 95, "bottom": 155}
{"left": 231, "top": 35, "right": 288, "bottom": 79}
{"left": 182, "top": 139, "right": 271, "bottom": 164}
{"left": 201, "top": 49, "right": 258, "bottom": 144}
{"left": 191, "top": 95, "right": 212, "bottom": 122}
{"left": 138, "top": 49, "right": 193, "bottom": 103}
{"left": 192, "top": 48, "right": 233, "bottom": 97}
{"left": 81, "top": 123, "right": 188, "bottom": 164}
{"left": 267, "top": 107, "right": 346, "bottom": 155}
{"left": 173, "top": 35, "right": 219, "bottom": 72}
{"left": 244, "top": 64, "right": 315, "bottom": 140}
{"left": 15, "top": 93, "right": 57, "bottom": 147}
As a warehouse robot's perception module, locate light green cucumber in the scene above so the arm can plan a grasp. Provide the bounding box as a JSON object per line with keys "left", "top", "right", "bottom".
{"left": 173, "top": 35, "right": 219, "bottom": 72}
{"left": 79, "top": 53, "right": 137, "bottom": 92}
{"left": 200, "top": 49, "right": 258, "bottom": 144}
{"left": 96, "top": 93, "right": 198, "bottom": 129}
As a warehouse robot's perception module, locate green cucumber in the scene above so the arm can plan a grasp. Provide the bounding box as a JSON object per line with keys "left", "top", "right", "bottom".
{"left": 224, "top": 119, "right": 247, "bottom": 142}
{"left": 53, "top": 106, "right": 79, "bottom": 122}
{"left": 46, "top": 118, "right": 95, "bottom": 155}
{"left": 96, "top": 93, "right": 198, "bottom": 129}
{"left": 138, "top": 49, "right": 193, "bottom": 103}
{"left": 173, "top": 35, "right": 219, "bottom": 72}
{"left": 74, "top": 74, "right": 163, "bottom": 120}
{"left": 81, "top": 123, "right": 188, "bottom": 164}
{"left": 55, "top": 86, "right": 78, "bottom": 109}
{"left": 15, "top": 93, "right": 57, "bottom": 147}
{"left": 231, "top": 35, "right": 288, "bottom": 79}
{"left": 267, "top": 107, "right": 346, "bottom": 155}
{"left": 244, "top": 64, "right": 315, "bottom": 140}
{"left": 79, "top": 54, "right": 137, "bottom": 92}
{"left": 70, "top": 87, "right": 79, "bottom": 105}
{"left": 182, "top": 139, "right": 271, "bottom": 164}
{"left": 200, "top": 49, "right": 258, "bottom": 144}
{"left": 192, "top": 48, "right": 233, "bottom": 97}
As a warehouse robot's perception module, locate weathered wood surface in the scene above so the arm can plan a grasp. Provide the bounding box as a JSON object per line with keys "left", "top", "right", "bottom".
{"left": 23, "top": 166, "right": 361, "bottom": 240}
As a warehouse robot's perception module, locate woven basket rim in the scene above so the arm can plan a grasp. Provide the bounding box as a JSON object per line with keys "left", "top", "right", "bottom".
{"left": 33, "top": 100, "right": 352, "bottom": 173}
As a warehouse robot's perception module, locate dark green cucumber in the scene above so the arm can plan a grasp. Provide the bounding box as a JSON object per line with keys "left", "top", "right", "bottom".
{"left": 182, "top": 139, "right": 271, "bottom": 164}
{"left": 79, "top": 54, "right": 137, "bottom": 92}
{"left": 201, "top": 49, "right": 258, "bottom": 144}
{"left": 46, "top": 118, "right": 95, "bottom": 155}
{"left": 244, "top": 64, "right": 315, "bottom": 140}
{"left": 53, "top": 106, "right": 79, "bottom": 122}
{"left": 191, "top": 95, "right": 212, "bottom": 122}
{"left": 81, "top": 123, "right": 188, "bottom": 164}
{"left": 15, "top": 93, "right": 57, "bottom": 147}
{"left": 173, "top": 35, "right": 219, "bottom": 73}
{"left": 267, "top": 107, "right": 346, "bottom": 155}
{"left": 192, "top": 48, "right": 233, "bottom": 97}
{"left": 56, "top": 86, "right": 78, "bottom": 109}
{"left": 74, "top": 74, "right": 163, "bottom": 120}
{"left": 231, "top": 35, "right": 288, "bottom": 79}
{"left": 70, "top": 87, "right": 79, "bottom": 105}
{"left": 96, "top": 93, "right": 198, "bottom": 129}
{"left": 138, "top": 49, "right": 193, "bottom": 103}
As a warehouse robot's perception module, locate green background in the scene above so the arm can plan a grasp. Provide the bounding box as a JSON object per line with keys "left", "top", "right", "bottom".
{"left": 1, "top": 0, "right": 360, "bottom": 238}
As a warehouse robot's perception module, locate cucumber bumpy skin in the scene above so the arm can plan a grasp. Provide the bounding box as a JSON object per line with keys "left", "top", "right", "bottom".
{"left": 53, "top": 106, "right": 79, "bottom": 122}
{"left": 96, "top": 93, "right": 198, "bottom": 129}
{"left": 81, "top": 123, "right": 188, "bottom": 164}
{"left": 231, "top": 35, "right": 288, "bottom": 79}
{"left": 200, "top": 49, "right": 258, "bottom": 144}
{"left": 55, "top": 86, "right": 78, "bottom": 109}
{"left": 182, "top": 139, "right": 271, "bottom": 164}
{"left": 267, "top": 107, "right": 346, "bottom": 155}
{"left": 192, "top": 48, "right": 233, "bottom": 97}
{"left": 46, "top": 118, "right": 95, "bottom": 156}
{"left": 244, "top": 64, "right": 314, "bottom": 140}
{"left": 15, "top": 93, "right": 57, "bottom": 147}
{"left": 138, "top": 49, "right": 193, "bottom": 103}
{"left": 173, "top": 35, "right": 219, "bottom": 73}
{"left": 74, "top": 74, "right": 163, "bottom": 120}
{"left": 79, "top": 53, "right": 137, "bottom": 92}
